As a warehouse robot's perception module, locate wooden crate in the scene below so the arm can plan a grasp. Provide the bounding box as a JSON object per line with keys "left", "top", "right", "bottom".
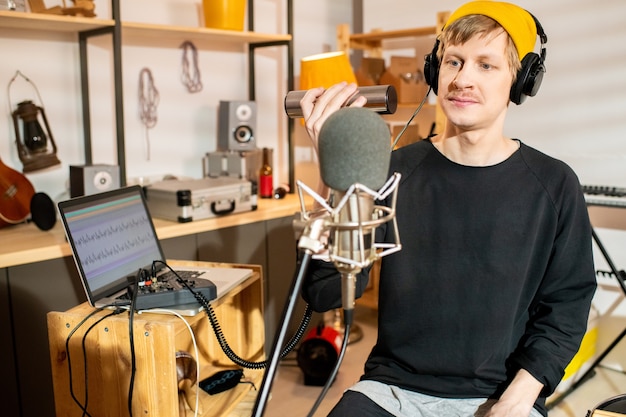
{"left": 47, "top": 262, "right": 265, "bottom": 417}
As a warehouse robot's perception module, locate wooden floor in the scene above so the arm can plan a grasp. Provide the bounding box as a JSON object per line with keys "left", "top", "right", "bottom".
{"left": 249, "top": 306, "right": 626, "bottom": 417}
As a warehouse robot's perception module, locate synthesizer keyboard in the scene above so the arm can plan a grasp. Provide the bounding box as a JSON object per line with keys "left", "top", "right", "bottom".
{"left": 582, "top": 185, "right": 626, "bottom": 208}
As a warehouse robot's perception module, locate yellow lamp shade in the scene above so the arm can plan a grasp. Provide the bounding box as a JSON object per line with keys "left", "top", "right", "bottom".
{"left": 300, "top": 51, "right": 357, "bottom": 91}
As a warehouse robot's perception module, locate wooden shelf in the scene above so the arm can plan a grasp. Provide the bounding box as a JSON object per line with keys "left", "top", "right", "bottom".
{"left": 0, "top": 11, "right": 292, "bottom": 46}
{"left": 0, "top": 10, "right": 113, "bottom": 32}
{"left": 122, "top": 21, "right": 291, "bottom": 46}
{"left": 347, "top": 26, "right": 437, "bottom": 52}
{"left": 337, "top": 12, "right": 448, "bottom": 58}
{"left": 0, "top": 193, "right": 306, "bottom": 269}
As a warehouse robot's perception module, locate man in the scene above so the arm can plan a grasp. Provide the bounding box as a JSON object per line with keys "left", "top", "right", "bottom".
{"left": 298, "top": 2, "right": 597, "bottom": 416}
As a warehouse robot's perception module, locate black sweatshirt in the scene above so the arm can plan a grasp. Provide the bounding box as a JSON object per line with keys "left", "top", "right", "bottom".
{"left": 301, "top": 139, "right": 597, "bottom": 416}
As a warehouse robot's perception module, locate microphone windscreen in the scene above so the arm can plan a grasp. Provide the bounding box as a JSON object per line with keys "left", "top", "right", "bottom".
{"left": 318, "top": 107, "right": 391, "bottom": 191}
{"left": 30, "top": 192, "right": 57, "bottom": 231}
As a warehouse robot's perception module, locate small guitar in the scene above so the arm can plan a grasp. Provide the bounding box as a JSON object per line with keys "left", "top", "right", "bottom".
{"left": 0, "top": 157, "right": 35, "bottom": 228}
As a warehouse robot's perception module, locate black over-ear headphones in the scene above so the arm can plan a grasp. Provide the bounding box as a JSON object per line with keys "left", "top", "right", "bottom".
{"left": 423, "top": 12, "right": 547, "bottom": 105}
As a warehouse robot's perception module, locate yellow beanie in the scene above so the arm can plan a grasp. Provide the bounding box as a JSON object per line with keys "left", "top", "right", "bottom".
{"left": 445, "top": 1, "right": 537, "bottom": 60}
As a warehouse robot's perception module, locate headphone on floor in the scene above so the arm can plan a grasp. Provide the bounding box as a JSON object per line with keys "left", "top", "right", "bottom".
{"left": 424, "top": 12, "right": 548, "bottom": 105}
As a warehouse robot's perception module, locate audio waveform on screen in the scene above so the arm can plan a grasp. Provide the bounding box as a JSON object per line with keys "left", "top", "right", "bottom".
{"left": 71, "top": 211, "right": 160, "bottom": 277}
{"left": 73, "top": 215, "right": 152, "bottom": 247}
{"left": 80, "top": 232, "right": 156, "bottom": 267}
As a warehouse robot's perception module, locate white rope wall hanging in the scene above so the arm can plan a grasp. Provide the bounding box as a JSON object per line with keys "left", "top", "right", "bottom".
{"left": 180, "top": 41, "right": 203, "bottom": 93}
{"left": 138, "top": 68, "right": 159, "bottom": 161}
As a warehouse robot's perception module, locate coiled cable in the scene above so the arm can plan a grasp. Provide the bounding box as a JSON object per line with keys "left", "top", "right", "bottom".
{"left": 152, "top": 260, "right": 313, "bottom": 369}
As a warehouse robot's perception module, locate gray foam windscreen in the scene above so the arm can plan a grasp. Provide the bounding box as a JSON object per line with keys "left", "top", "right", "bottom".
{"left": 318, "top": 107, "right": 391, "bottom": 192}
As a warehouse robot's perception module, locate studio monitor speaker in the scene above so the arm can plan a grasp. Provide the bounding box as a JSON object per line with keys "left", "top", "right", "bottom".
{"left": 70, "top": 164, "right": 121, "bottom": 198}
{"left": 217, "top": 100, "right": 257, "bottom": 151}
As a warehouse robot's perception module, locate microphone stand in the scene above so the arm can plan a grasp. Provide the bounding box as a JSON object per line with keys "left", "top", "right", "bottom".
{"left": 253, "top": 176, "right": 402, "bottom": 416}
{"left": 252, "top": 216, "right": 327, "bottom": 417}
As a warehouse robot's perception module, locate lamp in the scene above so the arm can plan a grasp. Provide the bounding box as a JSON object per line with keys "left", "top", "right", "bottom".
{"left": 299, "top": 51, "right": 357, "bottom": 91}
{"left": 8, "top": 71, "right": 61, "bottom": 173}
{"left": 299, "top": 51, "right": 364, "bottom": 344}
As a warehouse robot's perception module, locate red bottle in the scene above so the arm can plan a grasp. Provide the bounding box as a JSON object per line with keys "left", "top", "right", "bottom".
{"left": 259, "top": 147, "right": 273, "bottom": 198}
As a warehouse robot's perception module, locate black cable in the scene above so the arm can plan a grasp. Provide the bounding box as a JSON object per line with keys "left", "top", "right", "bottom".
{"left": 66, "top": 308, "right": 103, "bottom": 417}
{"left": 80, "top": 311, "right": 125, "bottom": 417}
{"left": 65, "top": 307, "right": 124, "bottom": 416}
{"left": 391, "top": 85, "right": 432, "bottom": 150}
{"left": 151, "top": 260, "right": 313, "bottom": 370}
{"left": 307, "top": 322, "right": 351, "bottom": 417}
{"left": 307, "top": 272, "right": 356, "bottom": 417}
{"left": 127, "top": 268, "right": 143, "bottom": 417}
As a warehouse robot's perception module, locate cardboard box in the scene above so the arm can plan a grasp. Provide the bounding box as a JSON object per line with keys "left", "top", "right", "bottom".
{"left": 355, "top": 57, "right": 386, "bottom": 86}
{"left": 391, "top": 124, "right": 421, "bottom": 149}
{"left": 379, "top": 56, "right": 429, "bottom": 104}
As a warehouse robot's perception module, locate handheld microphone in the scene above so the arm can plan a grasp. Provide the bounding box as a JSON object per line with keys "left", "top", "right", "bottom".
{"left": 284, "top": 85, "right": 398, "bottom": 118}
{"left": 315, "top": 107, "right": 398, "bottom": 323}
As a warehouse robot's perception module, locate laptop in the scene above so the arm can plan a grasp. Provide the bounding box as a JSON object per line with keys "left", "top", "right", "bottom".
{"left": 58, "top": 185, "right": 253, "bottom": 315}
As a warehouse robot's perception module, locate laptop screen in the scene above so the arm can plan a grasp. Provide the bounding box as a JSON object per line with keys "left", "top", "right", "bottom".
{"left": 58, "top": 186, "right": 165, "bottom": 303}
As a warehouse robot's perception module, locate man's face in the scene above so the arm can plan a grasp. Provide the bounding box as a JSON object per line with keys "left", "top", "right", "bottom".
{"left": 438, "top": 30, "right": 514, "bottom": 133}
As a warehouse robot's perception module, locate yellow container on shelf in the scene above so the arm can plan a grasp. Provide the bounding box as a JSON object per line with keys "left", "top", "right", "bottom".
{"left": 202, "top": 0, "right": 246, "bottom": 31}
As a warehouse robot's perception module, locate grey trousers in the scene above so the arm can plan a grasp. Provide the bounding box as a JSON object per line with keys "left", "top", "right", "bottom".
{"left": 327, "top": 380, "right": 544, "bottom": 417}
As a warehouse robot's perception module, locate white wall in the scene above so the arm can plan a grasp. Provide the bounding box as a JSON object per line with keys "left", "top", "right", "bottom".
{"left": 360, "top": 0, "right": 626, "bottom": 188}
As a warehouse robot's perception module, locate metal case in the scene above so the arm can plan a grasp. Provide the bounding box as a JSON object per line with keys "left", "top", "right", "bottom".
{"left": 145, "top": 177, "right": 254, "bottom": 223}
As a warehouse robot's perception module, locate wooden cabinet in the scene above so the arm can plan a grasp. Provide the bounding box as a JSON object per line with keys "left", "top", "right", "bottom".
{"left": 47, "top": 261, "right": 265, "bottom": 417}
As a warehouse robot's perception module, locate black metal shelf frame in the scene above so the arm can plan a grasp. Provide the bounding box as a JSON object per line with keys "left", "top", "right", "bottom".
{"left": 78, "top": 0, "right": 294, "bottom": 190}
